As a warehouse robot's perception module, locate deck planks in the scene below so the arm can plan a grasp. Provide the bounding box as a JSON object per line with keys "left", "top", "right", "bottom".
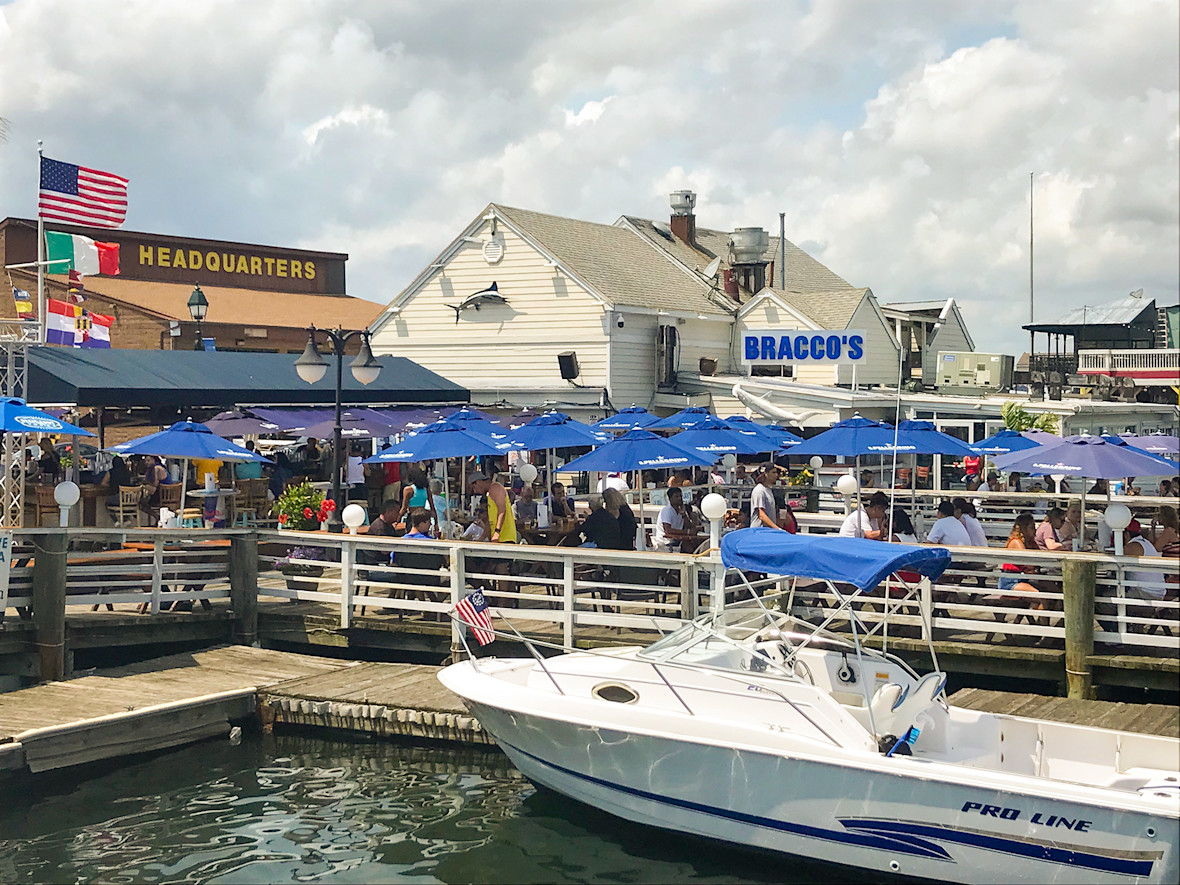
{"left": 948, "top": 688, "right": 1179, "bottom": 738}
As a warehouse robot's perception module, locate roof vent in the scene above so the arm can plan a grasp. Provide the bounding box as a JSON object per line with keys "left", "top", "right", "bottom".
{"left": 730, "top": 227, "right": 769, "bottom": 265}
{"left": 670, "top": 190, "right": 696, "bottom": 216}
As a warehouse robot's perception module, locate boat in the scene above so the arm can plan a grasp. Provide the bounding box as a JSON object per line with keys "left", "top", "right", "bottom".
{"left": 439, "top": 528, "right": 1180, "bottom": 883}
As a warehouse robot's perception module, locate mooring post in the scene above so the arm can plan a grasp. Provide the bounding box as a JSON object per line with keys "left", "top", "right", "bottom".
{"left": 31, "top": 529, "right": 68, "bottom": 682}
{"left": 1062, "top": 557, "right": 1097, "bottom": 700}
{"left": 229, "top": 532, "right": 259, "bottom": 646}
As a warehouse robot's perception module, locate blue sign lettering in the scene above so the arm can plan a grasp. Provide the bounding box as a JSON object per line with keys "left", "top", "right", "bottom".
{"left": 740, "top": 330, "right": 867, "bottom": 365}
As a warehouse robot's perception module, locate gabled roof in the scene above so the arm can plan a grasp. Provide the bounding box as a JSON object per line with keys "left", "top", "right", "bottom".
{"left": 621, "top": 216, "right": 854, "bottom": 294}
{"left": 735, "top": 289, "right": 819, "bottom": 328}
{"left": 492, "top": 205, "right": 732, "bottom": 316}
{"left": 775, "top": 287, "right": 871, "bottom": 330}
{"left": 881, "top": 299, "right": 952, "bottom": 316}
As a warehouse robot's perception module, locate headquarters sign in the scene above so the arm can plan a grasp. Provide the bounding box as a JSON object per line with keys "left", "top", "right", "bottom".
{"left": 743, "top": 329, "right": 866, "bottom": 365}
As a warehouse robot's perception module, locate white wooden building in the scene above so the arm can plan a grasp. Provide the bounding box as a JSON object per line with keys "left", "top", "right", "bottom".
{"left": 367, "top": 194, "right": 955, "bottom": 423}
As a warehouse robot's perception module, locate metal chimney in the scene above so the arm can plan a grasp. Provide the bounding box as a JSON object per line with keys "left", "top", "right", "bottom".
{"left": 669, "top": 190, "right": 697, "bottom": 245}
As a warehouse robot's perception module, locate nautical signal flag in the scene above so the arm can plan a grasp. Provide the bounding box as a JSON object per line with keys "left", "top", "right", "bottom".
{"left": 67, "top": 269, "right": 85, "bottom": 302}
{"left": 45, "top": 231, "right": 120, "bottom": 276}
{"left": 46, "top": 297, "right": 112, "bottom": 348}
{"left": 13, "top": 287, "right": 33, "bottom": 317}
{"left": 39, "top": 156, "right": 129, "bottom": 228}
{"left": 455, "top": 589, "right": 495, "bottom": 645}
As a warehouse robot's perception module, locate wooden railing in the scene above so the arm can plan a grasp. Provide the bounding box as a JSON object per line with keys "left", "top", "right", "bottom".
{"left": 5, "top": 526, "right": 1176, "bottom": 697}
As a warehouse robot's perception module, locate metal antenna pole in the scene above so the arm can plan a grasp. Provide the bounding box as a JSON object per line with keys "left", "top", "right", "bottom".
{"left": 1029, "top": 171, "right": 1035, "bottom": 361}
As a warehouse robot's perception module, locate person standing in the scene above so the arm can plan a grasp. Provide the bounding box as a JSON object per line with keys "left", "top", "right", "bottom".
{"left": 235, "top": 441, "right": 264, "bottom": 480}
{"left": 750, "top": 466, "right": 782, "bottom": 529}
{"left": 469, "top": 472, "right": 516, "bottom": 543}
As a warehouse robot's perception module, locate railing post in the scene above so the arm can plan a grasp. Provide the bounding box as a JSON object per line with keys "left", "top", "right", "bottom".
{"left": 339, "top": 538, "right": 354, "bottom": 629}
{"left": 229, "top": 532, "right": 258, "bottom": 645}
{"left": 682, "top": 558, "right": 699, "bottom": 621}
{"left": 563, "top": 554, "right": 575, "bottom": 647}
{"left": 31, "top": 529, "right": 68, "bottom": 682}
{"left": 920, "top": 577, "right": 933, "bottom": 642}
{"left": 150, "top": 538, "right": 163, "bottom": 615}
{"left": 449, "top": 545, "right": 465, "bottom": 662}
{"left": 1062, "top": 557, "right": 1096, "bottom": 700}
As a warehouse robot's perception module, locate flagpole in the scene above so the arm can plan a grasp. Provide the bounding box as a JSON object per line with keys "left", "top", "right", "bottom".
{"left": 36, "top": 140, "right": 45, "bottom": 343}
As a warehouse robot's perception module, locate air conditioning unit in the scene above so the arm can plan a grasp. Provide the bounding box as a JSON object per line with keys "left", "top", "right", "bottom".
{"left": 937, "top": 351, "right": 1015, "bottom": 395}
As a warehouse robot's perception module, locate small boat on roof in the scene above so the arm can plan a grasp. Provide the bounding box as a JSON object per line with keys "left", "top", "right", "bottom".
{"left": 439, "top": 528, "right": 1179, "bottom": 884}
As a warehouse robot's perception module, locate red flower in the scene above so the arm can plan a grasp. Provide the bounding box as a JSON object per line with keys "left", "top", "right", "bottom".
{"left": 303, "top": 507, "right": 314, "bottom": 519}
{"left": 325, "top": 499, "right": 337, "bottom": 511}
{"left": 278, "top": 513, "right": 288, "bottom": 524}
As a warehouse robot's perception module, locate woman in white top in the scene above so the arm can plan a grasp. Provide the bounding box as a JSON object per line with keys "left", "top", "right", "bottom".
{"left": 1123, "top": 520, "right": 1167, "bottom": 600}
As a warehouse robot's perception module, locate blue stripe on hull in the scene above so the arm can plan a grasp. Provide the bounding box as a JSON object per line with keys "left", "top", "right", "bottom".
{"left": 499, "top": 737, "right": 1159, "bottom": 879}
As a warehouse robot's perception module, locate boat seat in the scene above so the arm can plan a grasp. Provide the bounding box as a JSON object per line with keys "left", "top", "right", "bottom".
{"left": 870, "top": 671, "right": 946, "bottom": 742}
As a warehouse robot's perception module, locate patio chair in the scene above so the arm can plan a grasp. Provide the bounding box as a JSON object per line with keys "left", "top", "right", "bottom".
{"left": 109, "top": 486, "right": 143, "bottom": 527}
{"left": 33, "top": 485, "right": 58, "bottom": 527}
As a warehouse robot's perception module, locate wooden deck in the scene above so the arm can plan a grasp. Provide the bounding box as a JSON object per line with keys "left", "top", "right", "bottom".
{"left": 0, "top": 646, "right": 350, "bottom": 774}
{"left": 948, "top": 688, "right": 1180, "bottom": 738}
{"left": 258, "top": 661, "right": 492, "bottom": 745}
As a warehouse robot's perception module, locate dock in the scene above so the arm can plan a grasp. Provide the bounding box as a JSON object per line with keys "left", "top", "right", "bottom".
{"left": 948, "top": 688, "right": 1180, "bottom": 738}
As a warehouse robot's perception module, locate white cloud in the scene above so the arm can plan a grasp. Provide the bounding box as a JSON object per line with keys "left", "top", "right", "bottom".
{"left": 0, "top": 0, "right": 1174, "bottom": 356}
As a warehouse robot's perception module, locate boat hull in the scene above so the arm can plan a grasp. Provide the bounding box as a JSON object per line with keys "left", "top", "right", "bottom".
{"left": 464, "top": 699, "right": 1178, "bottom": 885}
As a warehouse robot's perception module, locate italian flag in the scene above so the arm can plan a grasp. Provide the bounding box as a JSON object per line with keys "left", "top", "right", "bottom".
{"left": 45, "top": 230, "right": 120, "bottom": 275}
{"left": 47, "top": 297, "right": 113, "bottom": 348}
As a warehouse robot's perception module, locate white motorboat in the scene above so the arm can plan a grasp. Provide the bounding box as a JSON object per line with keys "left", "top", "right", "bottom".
{"left": 439, "top": 528, "right": 1180, "bottom": 883}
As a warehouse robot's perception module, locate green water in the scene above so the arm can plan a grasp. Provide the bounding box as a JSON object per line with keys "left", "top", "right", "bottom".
{"left": 0, "top": 733, "right": 847, "bottom": 884}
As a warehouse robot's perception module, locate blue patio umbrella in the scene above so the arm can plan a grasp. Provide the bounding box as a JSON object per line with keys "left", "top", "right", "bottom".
{"left": 109, "top": 421, "right": 270, "bottom": 525}
{"left": 971, "top": 429, "right": 1042, "bottom": 455}
{"left": 1116, "top": 433, "right": 1179, "bottom": 456}
{"left": 590, "top": 406, "right": 660, "bottom": 432}
{"left": 204, "top": 410, "right": 283, "bottom": 438}
{"left": 786, "top": 417, "right": 896, "bottom": 457}
{"left": 993, "top": 435, "right": 1176, "bottom": 547}
{"left": 502, "top": 412, "right": 607, "bottom": 451}
{"left": 561, "top": 428, "right": 715, "bottom": 549}
{"left": 668, "top": 417, "right": 777, "bottom": 459}
{"left": 723, "top": 415, "right": 803, "bottom": 448}
{"left": 363, "top": 419, "right": 508, "bottom": 533}
{"left": 299, "top": 409, "right": 399, "bottom": 440}
{"left": 0, "top": 397, "right": 94, "bottom": 436}
{"left": 650, "top": 406, "right": 716, "bottom": 430}
{"left": 444, "top": 407, "right": 501, "bottom": 425}
{"left": 1022, "top": 429, "right": 1061, "bottom": 445}
{"left": 865, "top": 420, "right": 979, "bottom": 457}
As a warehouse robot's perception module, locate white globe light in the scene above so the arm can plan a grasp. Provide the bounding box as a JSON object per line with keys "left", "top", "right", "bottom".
{"left": 836, "top": 474, "right": 859, "bottom": 496}
{"left": 54, "top": 481, "right": 81, "bottom": 507}
{"left": 700, "top": 492, "right": 728, "bottom": 521}
{"left": 809, "top": 456, "right": 823, "bottom": 470}
{"left": 721, "top": 453, "right": 737, "bottom": 469}
{"left": 1103, "top": 502, "right": 1133, "bottom": 531}
{"left": 341, "top": 503, "right": 367, "bottom": 530}
{"left": 518, "top": 463, "right": 538, "bottom": 483}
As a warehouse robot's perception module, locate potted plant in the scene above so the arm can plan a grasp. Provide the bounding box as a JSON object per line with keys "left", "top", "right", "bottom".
{"left": 273, "top": 481, "right": 336, "bottom": 530}
{"left": 277, "top": 544, "right": 327, "bottom": 592}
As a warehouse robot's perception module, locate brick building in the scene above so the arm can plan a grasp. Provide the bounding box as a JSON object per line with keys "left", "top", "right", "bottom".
{"left": 1, "top": 217, "right": 382, "bottom": 352}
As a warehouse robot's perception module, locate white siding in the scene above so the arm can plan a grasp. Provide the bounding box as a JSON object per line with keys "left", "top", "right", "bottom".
{"left": 923, "top": 307, "right": 974, "bottom": 386}
{"left": 833, "top": 297, "right": 900, "bottom": 387}
{"left": 677, "top": 317, "right": 734, "bottom": 376}
{"left": 608, "top": 314, "right": 658, "bottom": 408}
{"left": 371, "top": 227, "right": 609, "bottom": 390}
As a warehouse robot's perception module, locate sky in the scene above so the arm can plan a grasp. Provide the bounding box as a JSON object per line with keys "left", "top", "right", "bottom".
{"left": 1, "top": 0, "right": 1176, "bottom": 354}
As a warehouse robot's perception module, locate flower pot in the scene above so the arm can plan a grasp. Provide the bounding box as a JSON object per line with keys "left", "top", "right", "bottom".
{"left": 281, "top": 564, "right": 324, "bottom": 594}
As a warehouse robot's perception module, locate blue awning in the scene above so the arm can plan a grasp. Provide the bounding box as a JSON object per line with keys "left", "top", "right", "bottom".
{"left": 720, "top": 528, "right": 951, "bottom": 591}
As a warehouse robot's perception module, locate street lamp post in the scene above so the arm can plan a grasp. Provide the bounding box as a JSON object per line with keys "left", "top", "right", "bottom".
{"left": 188, "top": 285, "right": 209, "bottom": 350}
{"left": 294, "top": 326, "right": 381, "bottom": 531}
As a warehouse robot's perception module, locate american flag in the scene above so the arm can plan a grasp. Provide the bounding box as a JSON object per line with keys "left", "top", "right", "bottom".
{"left": 455, "top": 589, "right": 495, "bottom": 645}
{"left": 39, "top": 156, "right": 129, "bottom": 228}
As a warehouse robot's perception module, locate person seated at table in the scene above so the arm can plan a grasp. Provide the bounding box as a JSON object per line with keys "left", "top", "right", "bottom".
{"left": 141, "top": 455, "right": 170, "bottom": 514}
{"left": 723, "top": 509, "right": 750, "bottom": 534}
{"left": 1088, "top": 478, "right": 1108, "bottom": 496}
{"left": 1057, "top": 501, "right": 1082, "bottom": 548}
{"left": 733, "top": 465, "right": 752, "bottom": 486}
{"left": 839, "top": 492, "right": 888, "bottom": 540}
{"left": 652, "top": 487, "right": 695, "bottom": 552}
{"left": 952, "top": 497, "right": 989, "bottom": 547}
{"left": 580, "top": 495, "right": 622, "bottom": 549}
{"left": 1034, "top": 507, "right": 1066, "bottom": 551}
{"left": 544, "top": 482, "right": 576, "bottom": 519}
{"left": 362, "top": 500, "right": 401, "bottom": 538}
{"left": 462, "top": 505, "right": 489, "bottom": 542}
{"left": 403, "top": 510, "right": 435, "bottom": 540}
{"left": 269, "top": 451, "right": 294, "bottom": 500}
{"left": 99, "top": 455, "right": 133, "bottom": 505}
{"left": 36, "top": 438, "right": 61, "bottom": 484}
{"left": 859, "top": 469, "right": 876, "bottom": 490}
{"left": 604, "top": 487, "right": 637, "bottom": 550}
{"left": 886, "top": 507, "right": 918, "bottom": 544}
{"left": 514, "top": 485, "right": 539, "bottom": 524}
{"left": 235, "top": 441, "right": 264, "bottom": 480}
{"left": 1122, "top": 519, "right": 1169, "bottom": 608}
{"left": 927, "top": 499, "right": 971, "bottom": 546}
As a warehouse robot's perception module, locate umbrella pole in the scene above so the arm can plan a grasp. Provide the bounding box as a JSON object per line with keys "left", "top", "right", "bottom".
{"left": 1078, "top": 482, "right": 1086, "bottom": 551}
{"left": 443, "top": 462, "right": 450, "bottom": 539}
{"left": 637, "top": 469, "right": 646, "bottom": 550}
{"left": 179, "top": 457, "right": 190, "bottom": 529}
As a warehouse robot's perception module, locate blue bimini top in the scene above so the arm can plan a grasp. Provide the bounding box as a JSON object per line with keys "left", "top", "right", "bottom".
{"left": 720, "top": 528, "right": 951, "bottom": 592}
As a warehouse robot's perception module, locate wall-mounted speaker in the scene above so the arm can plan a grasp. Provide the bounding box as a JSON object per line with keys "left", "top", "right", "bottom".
{"left": 557, "top": 351, "right": 580, "bottom": 380}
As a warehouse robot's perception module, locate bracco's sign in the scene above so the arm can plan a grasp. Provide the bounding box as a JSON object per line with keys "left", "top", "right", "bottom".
{"left": 742, "top": 329, "right": 866, "bottom": 365}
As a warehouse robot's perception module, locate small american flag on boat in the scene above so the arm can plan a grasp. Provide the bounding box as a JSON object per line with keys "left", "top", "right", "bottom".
{"left": 455, "top": 589, "right": 495, "bottom": 645}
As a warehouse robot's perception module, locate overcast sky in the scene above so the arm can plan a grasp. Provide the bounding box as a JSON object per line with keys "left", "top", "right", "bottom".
{"left": 1, "top": 0, "right": 1176, "bottom": 354}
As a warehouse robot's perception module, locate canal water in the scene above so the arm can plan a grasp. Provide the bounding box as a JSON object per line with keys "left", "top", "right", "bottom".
{"left": 0, "top": 733, "right": 849, "bottom": 884}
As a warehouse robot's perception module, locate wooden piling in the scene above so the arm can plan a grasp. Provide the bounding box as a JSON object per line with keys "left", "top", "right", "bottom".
{"left": 229, "top": 532, "right": 258, "bottom": 646}
{"left": 1062, "top": 557, "right": 1097, "bottom": 700}
{"left": 31, "top": 530, "right": 68, "bottom": 682}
